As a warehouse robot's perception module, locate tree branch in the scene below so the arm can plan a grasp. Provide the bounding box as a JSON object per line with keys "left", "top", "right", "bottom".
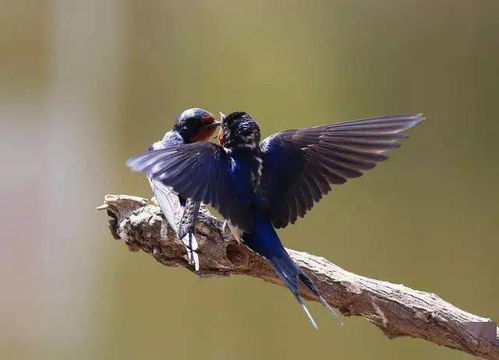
{"left": 98, "top": 194, "right": 498, "bottom": 360}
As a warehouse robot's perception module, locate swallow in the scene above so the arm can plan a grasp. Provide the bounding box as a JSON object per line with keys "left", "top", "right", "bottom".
{"left": 141, "top": 108, "right": 220, "bottom": 271}
{"left": 128, "top": 111, "right": 424, "bottom": 327}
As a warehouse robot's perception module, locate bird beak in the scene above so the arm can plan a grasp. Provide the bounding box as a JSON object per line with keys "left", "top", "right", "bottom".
{"left": 219, "top": 112, "right": 226, "bottom": 122}
{"left": 207, "top": 121, "right": 221, "bottom": 129}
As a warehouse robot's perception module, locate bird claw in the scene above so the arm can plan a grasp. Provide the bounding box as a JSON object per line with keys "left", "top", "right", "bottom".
{"left": 221, "top": 220, "right": 242, "bottom": 243}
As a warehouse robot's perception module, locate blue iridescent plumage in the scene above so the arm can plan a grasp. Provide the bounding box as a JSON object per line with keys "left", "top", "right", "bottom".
{"left": 128, "top": 111, "right": 424, "bottom": 327}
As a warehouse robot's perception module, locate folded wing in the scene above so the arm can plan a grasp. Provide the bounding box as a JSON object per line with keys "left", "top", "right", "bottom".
{"left": 260, "top": 114, "right": 425, "bottom": 228}
{"left": 149, "top": 177, "right": 199, "bottom": 270}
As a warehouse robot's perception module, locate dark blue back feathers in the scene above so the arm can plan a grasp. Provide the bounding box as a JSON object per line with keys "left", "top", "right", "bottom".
{"left": 128, "top": 112, "right": 424, "bottom": 327}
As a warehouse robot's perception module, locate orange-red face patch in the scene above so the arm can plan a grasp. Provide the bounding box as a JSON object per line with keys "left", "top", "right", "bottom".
{"left": 217, "top": 128, "right": 225, "bottom": 146}
{"left": 192, "top": 125, "right": 217, "bottom": 142}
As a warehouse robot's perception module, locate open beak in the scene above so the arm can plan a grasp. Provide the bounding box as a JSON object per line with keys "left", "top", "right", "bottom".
{"left": 219, "top": 112, "right": 226, "bottom": 122}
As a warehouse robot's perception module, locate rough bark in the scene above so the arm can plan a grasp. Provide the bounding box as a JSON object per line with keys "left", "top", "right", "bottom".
{"left": 98, "top": 194, "right": 498, "bottom": 360}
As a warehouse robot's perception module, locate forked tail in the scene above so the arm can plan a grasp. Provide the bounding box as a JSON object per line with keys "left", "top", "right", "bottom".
{"left": 243, "top": 217, "right": 342, "bottom": 328}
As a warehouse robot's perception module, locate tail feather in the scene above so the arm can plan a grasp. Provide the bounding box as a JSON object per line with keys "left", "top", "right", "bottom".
{"left": 178, "top": 199, "right": 201, "bottom": 271}
{"left": 299, "top": 300, "right": 318, "bottom": 330}
{"left": 150, "top": 178, "right": 200, "bottom": 271}
{"left": 266, "top": 250, "right": 319, "bottom": 328}
{"left": 244, "top": 217, "right": 342, "bottom": 327}
{"left": 178, "top": 199, "right": 201, "bottom": 240}
{"left": 181, "top": 232, "right": 200, "bottom": 271}
{"left": 298, "top": 273, "right": 343, "bottom": 325}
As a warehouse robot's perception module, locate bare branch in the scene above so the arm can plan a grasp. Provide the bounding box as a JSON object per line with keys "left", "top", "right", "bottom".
{"left": 98, "top": 194, "right": 498, "bottom": 360}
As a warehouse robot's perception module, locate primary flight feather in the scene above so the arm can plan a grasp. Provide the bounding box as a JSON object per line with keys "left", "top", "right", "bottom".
{"left": 128, "top": 111, "right": 424, "bottom": 327}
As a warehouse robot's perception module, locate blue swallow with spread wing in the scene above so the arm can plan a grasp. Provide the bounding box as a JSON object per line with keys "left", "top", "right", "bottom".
{"left": 128, "top": 111, "right": 424, "bottom": 327}
{"left": 143, "top": 108, "right": 220, "bottom": 271}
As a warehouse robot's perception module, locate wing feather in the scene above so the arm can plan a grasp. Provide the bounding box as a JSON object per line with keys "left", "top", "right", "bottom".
{"left": 128, "top": 142, "right": 253, "bottom": 231}
{"left": 261, "top": 114, "right": 424, "bottom": 228}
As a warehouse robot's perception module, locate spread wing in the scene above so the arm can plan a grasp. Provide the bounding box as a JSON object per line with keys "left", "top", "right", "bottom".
{"left": 127, "top": 142, "right": 253, "bottom": 231}
{"left": 260, "top": 114, "right": 425, "bottom": 228}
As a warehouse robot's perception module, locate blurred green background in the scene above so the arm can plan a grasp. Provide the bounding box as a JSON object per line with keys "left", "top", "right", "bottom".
{"left": 1, "top": 1, "right": 498, "bottom": 359}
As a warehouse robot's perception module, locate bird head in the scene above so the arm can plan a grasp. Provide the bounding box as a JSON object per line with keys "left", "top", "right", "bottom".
{"left": 218, "top": 111, "right": 260, "bottom": 149}
{"left": 173, "top": 108, "right": 220, "bottom": 143}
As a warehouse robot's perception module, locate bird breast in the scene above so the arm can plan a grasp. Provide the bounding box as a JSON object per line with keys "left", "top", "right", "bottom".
{"left": 250, "top": 154, "right": 263, "bottom": 190}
